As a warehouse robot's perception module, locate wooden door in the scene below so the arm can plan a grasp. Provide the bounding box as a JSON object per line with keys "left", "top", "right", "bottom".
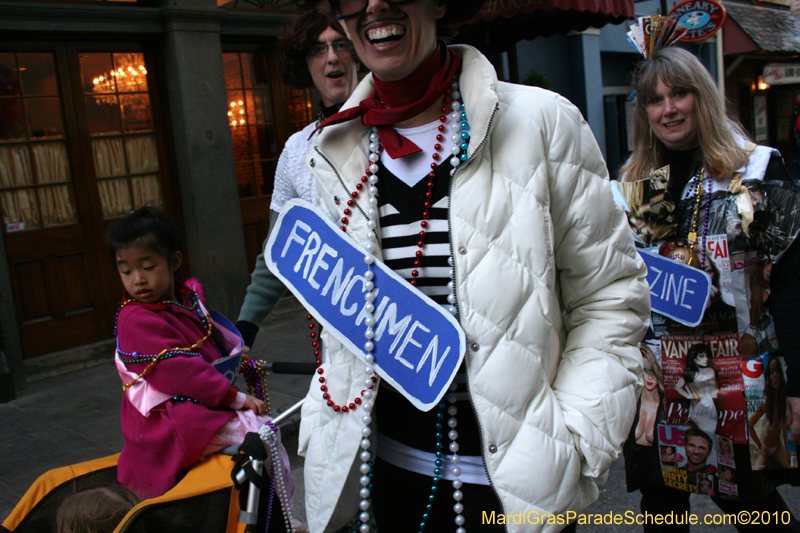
{"left": 0, "top": 42, "right": 172, "bottom": 358}
{"left": 0, "top": 45, "right": 110, "bottom": 357}
{"left": 222, "top": 45, "right": 316, "bottom": 271}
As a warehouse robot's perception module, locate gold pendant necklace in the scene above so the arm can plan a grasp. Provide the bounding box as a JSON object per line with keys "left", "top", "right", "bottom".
{"left": 685, "top": 167, "right": 706, "bottom": 265}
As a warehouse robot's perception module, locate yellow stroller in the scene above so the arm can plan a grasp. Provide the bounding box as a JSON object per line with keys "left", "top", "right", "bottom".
{"left": 1, "top": 363, "right": 307, "bottom": 533}
{"left": 2, "top": 453, "right": 240, "bottom": 533}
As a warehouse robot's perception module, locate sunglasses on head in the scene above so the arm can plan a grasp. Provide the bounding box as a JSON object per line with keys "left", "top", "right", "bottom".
{"left": 328, "top": 0, "right": 417, "bottom": 20}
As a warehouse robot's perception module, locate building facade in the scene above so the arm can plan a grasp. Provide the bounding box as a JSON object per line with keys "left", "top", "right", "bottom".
{"left": 0, "top": 0, "right": 316, "bottom": 392}
{"left": 495, "top": 0, "right": 800, "bottom": 179}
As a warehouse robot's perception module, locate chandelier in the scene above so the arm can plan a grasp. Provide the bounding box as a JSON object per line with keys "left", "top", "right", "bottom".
{"left": 93, "top": 65, "right": 147, "bottom": 93}
{"left": 90, "top": 53, "right": 148, "bottom": 106}
{"left": 228, "top": 100, "right": 247, "bottom": 127}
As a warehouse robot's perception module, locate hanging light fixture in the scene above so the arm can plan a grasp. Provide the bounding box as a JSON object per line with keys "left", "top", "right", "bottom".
{"left": 228, "top": 100, "right": 247, "bottom": 126}
{"left": 91, "top": 55, "right": 148, "bottom": 104}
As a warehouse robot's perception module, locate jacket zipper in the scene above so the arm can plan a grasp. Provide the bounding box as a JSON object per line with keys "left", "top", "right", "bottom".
{"left": 448, "top": 103, "right": 507, "bottom": 530}
{"left": 447, "top": 102, "right": 498, "bottom": 315}
{"left": 314, "top": 145, "right": 372, "bottom": 224}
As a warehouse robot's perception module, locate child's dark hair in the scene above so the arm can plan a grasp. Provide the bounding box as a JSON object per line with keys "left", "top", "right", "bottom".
{"left": 107, "top": 207, "right": 182, "bottom": 262}
{"left": 56, "top": 484, "right": 140, "bottom": 533}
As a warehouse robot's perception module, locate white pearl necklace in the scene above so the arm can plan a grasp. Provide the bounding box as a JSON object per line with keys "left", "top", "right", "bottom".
{"left": 355, "top": 78, "right": 469, "bottom": 533}
{"left": 258, "top": 421, "right": 296, "bottom": 532}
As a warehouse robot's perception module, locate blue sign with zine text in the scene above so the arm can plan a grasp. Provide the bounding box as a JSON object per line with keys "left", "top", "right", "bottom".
{"left": 265, "top": 200, "right": 465, "bottom": 412}
{"left": 639, "top": 248, "right": 711, "bottom": 327}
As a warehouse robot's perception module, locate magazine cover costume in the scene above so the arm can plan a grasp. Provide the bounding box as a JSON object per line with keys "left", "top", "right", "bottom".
{"left": 616, "top": 138, "right": 800, "bottom": 500}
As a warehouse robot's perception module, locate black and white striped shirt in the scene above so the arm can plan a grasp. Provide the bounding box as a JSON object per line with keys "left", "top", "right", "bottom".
{"left": 377, "top": 160, "right": 453, "bottom": 309}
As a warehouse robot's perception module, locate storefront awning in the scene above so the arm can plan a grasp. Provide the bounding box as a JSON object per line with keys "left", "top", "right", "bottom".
{"left": 723, "top": 2, "right": 800, "bottom": 54}
{"left": 455, "top": 0, "right": 635, "bottom": 52}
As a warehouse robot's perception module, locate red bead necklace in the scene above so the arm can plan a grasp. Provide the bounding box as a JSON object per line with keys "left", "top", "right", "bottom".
{"left": 313, "top": 91, "right": 453, "bottom": 413}
{"left": 307, "top": 313, "right": 375, "bottom": 413}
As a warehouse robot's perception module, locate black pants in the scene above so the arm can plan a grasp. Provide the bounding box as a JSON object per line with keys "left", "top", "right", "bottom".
{"left": 371, "top": 457, "right": 577, "bottom": 532}
{"left": 639, "top": 485, "right": 800, "bottom": 533}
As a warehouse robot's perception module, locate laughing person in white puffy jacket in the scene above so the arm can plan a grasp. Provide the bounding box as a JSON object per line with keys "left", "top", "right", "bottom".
{"left": 296, "top": 1, "right": 651, "bottom": 532}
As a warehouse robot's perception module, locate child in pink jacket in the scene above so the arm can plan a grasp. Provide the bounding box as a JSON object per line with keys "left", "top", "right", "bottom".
{"left": 109, "top": 207, "right": 265, "bottom": 499}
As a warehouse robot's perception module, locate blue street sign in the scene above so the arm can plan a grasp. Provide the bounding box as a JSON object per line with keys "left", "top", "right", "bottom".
{"left": 639, "top": 248, "right": 711, "bottom": 327}
{"left": 265, "top": 200, "right": 465, "bottom": 411}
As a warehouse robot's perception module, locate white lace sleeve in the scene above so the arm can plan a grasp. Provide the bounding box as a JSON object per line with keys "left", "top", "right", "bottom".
{"left": 270, "top": 121, "right": 319, "bottom": 212}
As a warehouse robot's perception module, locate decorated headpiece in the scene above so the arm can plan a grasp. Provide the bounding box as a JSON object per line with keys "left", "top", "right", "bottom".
{"left": 627, "top": 15, "right": 688, "bottom": 58}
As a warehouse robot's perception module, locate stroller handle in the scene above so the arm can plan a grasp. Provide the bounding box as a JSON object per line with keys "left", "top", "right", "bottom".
{"left": 271, "top": 399, "right": 304, "bottom": 426}
{"left": 265, "top": 362, "right": 317, "bottom": 375}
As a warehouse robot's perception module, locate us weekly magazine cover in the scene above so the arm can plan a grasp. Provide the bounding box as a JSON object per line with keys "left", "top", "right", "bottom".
{"left": 657, "top": 424, "right": 738, "bottom": 499}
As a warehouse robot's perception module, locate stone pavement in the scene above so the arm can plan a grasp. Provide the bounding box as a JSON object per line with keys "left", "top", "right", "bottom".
{"left": 1, "top": 306, "right": 798, "bottom": 531}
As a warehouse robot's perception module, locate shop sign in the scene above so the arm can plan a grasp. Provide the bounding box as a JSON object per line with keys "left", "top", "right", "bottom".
{"left": 763, "top": 64, "right": 800, "bottom": 85}
{"left": 669, "top": 0, "right": 726, "bottom": 42}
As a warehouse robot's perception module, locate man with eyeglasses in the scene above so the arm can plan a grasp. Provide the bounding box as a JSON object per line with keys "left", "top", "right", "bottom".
{"left": 236, "top": 2, "right": 361, "bottom": 351}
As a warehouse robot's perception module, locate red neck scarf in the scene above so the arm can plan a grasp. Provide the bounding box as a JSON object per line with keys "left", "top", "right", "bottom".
{"left": 313, "top": 43, "right": 461, "bottom": 159}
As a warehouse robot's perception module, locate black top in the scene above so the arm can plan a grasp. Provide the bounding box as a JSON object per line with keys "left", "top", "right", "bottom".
{"left": 662, "top": 147, "right": 702, "bottom": 201}
{"left": 317, "top": 101, "right": 343, "bottom": 124}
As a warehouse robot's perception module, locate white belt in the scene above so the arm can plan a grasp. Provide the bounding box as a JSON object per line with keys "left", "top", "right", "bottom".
{"left": 376, "top": 433, "right": 491, "bottom": 486}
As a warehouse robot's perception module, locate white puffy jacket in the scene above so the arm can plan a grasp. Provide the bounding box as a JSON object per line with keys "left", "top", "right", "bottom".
{"left": 298, "top": 45, "right": 651, "bottom": 533}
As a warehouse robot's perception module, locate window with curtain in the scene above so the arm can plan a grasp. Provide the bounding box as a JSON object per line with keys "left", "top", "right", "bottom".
{"left": 224, "top": 52, "right": 278, "bottom": 199}
{"left": 0, "top": 52, "right": 78, "bottom": 230}
{"left": 80, "top": 51, "right": 163, "bottom": 218}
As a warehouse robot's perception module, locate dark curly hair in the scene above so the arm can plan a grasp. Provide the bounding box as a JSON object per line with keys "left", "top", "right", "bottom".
{"left": 106, "top": 206, "right": 182, "bottom": 264}
{"left": 683, "top": 343, "right": 718, "bottom": 385}
{"left": 277, "top": 2, "right": 359, "bottom": 89}
{"left": 763, "top": 356, "right": 787, "bottom": 428}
